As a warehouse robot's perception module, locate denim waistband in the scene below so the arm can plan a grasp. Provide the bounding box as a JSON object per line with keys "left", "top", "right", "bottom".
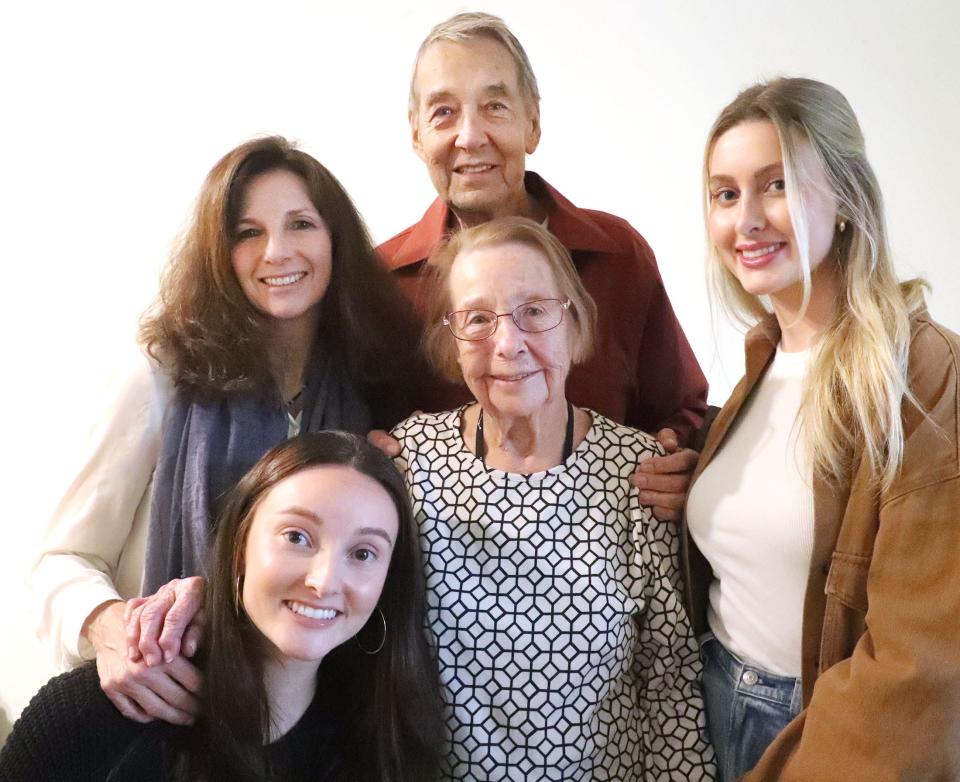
{"left": 700, "top": 632, "right": 804, "bottom": 713}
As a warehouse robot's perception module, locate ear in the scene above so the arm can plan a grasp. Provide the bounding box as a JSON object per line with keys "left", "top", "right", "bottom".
{"left": 411, "top": 112, "right": 427, "bottom": 163}
{"left": 525, "top": 106, "right": 542, "bottom": 155}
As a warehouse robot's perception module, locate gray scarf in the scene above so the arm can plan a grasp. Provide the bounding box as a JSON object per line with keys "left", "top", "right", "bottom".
{"left": 142, "top": 349, "right": 370, "bottom": 594}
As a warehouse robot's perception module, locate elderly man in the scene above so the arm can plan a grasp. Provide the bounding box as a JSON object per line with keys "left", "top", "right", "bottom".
{"left": 379, "top": 12, "right": 707, "bottom": 516}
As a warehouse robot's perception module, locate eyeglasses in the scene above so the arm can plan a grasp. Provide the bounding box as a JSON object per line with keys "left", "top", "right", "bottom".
{"left": 443, "top": 298, "right": 571, "bottom": 341}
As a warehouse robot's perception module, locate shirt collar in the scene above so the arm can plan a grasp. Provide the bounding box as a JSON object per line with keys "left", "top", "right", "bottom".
{"left": 385, "top": 171, "right": 621, "bottom": 270}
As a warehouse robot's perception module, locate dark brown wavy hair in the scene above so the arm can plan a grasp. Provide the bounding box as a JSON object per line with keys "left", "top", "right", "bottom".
{"left": 180, "top": 431, "right": 443, "bottom": 781}
{"left": 139, "top": 136, "right": 416, "bottom": 402}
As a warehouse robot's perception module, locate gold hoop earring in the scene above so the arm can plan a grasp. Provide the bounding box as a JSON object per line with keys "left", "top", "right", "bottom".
{"left": 357, "top": 607, "right": 387, "bottom": 655}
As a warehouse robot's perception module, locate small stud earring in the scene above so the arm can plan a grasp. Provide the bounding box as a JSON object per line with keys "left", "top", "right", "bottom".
{"left": 838, "top": 220, "right": 847, "bottom": 233}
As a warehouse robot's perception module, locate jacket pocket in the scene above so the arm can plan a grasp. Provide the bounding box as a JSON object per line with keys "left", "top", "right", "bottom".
{"left": 820, "top": 552, "right": 870, "bottom": 670}
{"left": 825, "top": 551, "right": 870, "bottom": 612}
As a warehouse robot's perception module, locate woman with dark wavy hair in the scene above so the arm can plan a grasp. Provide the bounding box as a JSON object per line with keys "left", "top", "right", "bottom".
{"left": 32, "top": 136, "right": 416, "bottom": 724}
{"left": 7, "top": 432, "right": 444, "bottom": 780}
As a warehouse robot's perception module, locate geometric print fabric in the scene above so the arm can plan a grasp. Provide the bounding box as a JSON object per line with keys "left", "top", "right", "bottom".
{"left": 393, "top": 409, "right": 716, "bottom": 780}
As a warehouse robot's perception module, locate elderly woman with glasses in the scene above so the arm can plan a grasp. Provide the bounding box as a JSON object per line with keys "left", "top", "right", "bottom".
{"left": 392, "top": 217, "right": 715, "bottom": 781}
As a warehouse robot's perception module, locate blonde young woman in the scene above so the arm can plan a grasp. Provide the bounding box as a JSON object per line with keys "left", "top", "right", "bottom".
{"left": 684, "top": 77, "right": 960, "bottom": 780}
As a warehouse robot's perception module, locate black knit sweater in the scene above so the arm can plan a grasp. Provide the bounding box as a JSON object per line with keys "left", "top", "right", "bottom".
{"left": 0, "top": 663, "right": 341, "bottom": 781}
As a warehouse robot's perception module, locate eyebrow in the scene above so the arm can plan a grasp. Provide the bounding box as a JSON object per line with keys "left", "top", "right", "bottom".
{"left": 483, "top": 83, "right": 511, "bottom": 98}
{"left": 709, "top": 162, "right": 784, "bottom": 188}
{"left": 278, "top": 507, "right": 394, "bottom": 544}
{"left": 423, "top": 82, "right": 512, "bottom": 107}
{"left": 356, "top": 527, "right": 394, "bottom": 545}
{"left": 753, "top": 163, "right": 784, "bottom": 180}
{"left": 235, "top": 207, "right": 319, "bottom": 224}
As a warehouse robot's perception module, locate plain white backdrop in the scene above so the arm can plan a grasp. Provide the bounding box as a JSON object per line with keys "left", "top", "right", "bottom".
{"left": 1, "top": 0, "right": 958, "bottom": 740}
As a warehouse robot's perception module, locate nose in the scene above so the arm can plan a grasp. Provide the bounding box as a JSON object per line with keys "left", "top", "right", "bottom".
{"left": 263, "top": 230, "right": 290, "bottom": 264}
{"left": 491, "top": 314, "right": 526, "bottom": 358}
{"left": 455, "top": 108, "right": 488, "bottom": 150}
{"left": 304, "top": 552, "right": 341, "bottom": 596}
{"left": 735, "top": 191, "right": 766, "bottom": 236}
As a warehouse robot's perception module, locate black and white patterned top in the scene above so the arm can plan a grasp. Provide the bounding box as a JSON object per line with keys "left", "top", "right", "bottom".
{"left": 393, "top": 408, "right": 716, "bottom": 781}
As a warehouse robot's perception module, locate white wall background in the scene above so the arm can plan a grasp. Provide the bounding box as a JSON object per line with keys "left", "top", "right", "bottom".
{"left": 2, "top": 0, "right": 957, "bottom": 742}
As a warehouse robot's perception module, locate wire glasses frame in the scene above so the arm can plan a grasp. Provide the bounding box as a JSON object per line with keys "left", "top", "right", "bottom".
{"left": 443, "top": 298, "right": 572, "bottom": 341}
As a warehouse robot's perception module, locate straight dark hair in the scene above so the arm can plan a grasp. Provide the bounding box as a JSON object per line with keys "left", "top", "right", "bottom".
{"left": 139, "top": 137, "right": 417, "bottom": 408}
{"left": 179, "top": 431, "right": 443, "bottom": 781}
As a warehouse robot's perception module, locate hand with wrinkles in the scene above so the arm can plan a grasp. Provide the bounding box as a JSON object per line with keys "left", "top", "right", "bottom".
{"left": 125, "top": 576, "right": 205, "bottom": 665}
{"left": 632, "top": 428, "right": 699, "bottom": 521}
{"left": 367, "top": 414, "right": 424, "bottom": 459}
{"left": 84, "top": 593, "right": 202, "bottom": 725}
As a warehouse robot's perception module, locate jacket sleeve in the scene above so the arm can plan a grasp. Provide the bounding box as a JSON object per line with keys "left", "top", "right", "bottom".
{"left": 30, "top": 352, "right": 170, "bottom": 669}
{"left": 633, "top": 495, "right": 717, "bottom": 780}
{"left": 745, "top": 474, "right": 960, "bottom": 781}
{"left": 624, "top": 231, "right": 708, "bottom": 445}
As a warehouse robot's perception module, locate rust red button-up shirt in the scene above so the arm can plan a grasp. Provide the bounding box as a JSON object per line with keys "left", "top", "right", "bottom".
{"left": 377, "top": 172, "right": 707, "bottom": 444}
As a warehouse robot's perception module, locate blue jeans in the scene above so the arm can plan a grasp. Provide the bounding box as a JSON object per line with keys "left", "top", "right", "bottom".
{"left": 699, "top": 632, "right": 802, "bottom": 782}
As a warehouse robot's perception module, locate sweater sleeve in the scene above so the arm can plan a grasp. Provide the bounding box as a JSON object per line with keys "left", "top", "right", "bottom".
{"left": 632, "top": 494, "right": 717, "bottom": 780}
{"left": 30, "top": 351, "right": 172, "bottom": 669}
{"left": 0, "top": 664, "right": 150, "bottom": 780}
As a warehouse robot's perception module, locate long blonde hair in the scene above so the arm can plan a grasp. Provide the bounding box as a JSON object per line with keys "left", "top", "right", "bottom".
{"left": 704, "top": 78, "right": 926, "bottom": 489}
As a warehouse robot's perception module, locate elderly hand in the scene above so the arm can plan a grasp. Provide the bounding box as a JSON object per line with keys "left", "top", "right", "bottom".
{"left": 632, "top": 428, "right": 700, "bottom": 522}
{"left": 367, "top": 429, "right": 402, "bottom": 458}
{"left": 126, "top": 576, "right": 205, "bottom": 666}
{"left": 84, "top": 599, "right": 201, "bottom": 725}
{"left": 367, "top": 413, "right": 422, "bottom": 458}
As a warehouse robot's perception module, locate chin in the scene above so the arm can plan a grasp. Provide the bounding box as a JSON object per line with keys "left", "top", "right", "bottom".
{"left": 489, "top": 396, "right": 546, "bottom": 419}
{"left": 450, "top": 192, "right": 500, "bottom": 215}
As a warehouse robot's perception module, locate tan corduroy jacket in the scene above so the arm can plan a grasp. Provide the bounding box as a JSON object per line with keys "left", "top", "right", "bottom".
{"left": 682, "top": 311, "right": 960, "bottom": 781}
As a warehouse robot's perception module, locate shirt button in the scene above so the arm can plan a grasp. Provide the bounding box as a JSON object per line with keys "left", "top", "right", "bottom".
{"left": 742, "top": 670, "right": 759, "bottom": 686}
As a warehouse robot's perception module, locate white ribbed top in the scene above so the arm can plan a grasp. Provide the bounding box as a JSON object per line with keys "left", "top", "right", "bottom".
{"left": 687, "top": 345, "right": 815, "bottom": 676}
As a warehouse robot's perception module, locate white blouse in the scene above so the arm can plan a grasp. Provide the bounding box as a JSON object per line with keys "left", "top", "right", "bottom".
{"left": 32, "top": 350, "right": 172, "bottom": 669}
{"left": 686, "top": 346, "right": 815, "bottom": 676}
{"left": 394, "top": 408, "right": 715, "bottom": 781}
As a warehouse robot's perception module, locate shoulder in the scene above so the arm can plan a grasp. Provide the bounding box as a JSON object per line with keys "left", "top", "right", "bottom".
{"left": 533, "top": 175, "right": 656, "bottom": 266}
{"left": 905, "top": 314, "right": 959, "bottom": 436}
{"left": 391, "top": 409, "right": 460, "bottom": 442}
{"left": 587, "top": 411, "right": 665, "bottom": 459}
{"left": 376, "top": 223, "right": 417, "bottom": 264}
{"left": 104, "top": 345, "right": 175, "bottom": 415}
{"left": 1, "top": 664, "right": 149, "bottom": 777}
{"left": 907, "top": 315, "right": 960, "bottom": 398}
{"left": 376, "top": 198, "right": 447, "bottom": 271}
{"left": 892, "top": 315, "right": 960, "bottom": 495}
{"left": 391, "top": 409, "right": 467, "bottom": 480}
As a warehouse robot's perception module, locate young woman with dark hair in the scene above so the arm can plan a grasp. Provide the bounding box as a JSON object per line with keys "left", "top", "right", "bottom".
{"left": 6, "top": 432, "right": 443, "bottom": 781}
{"left": 32, "top": 137, "right": 417, "bottom": 724}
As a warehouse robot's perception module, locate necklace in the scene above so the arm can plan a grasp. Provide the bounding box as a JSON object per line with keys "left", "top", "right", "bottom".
{"left": 475, "top": 401, "right": 575, "bottom": 469}
{"left": 284, "top": 384, "right": 306, "bottom": 419}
